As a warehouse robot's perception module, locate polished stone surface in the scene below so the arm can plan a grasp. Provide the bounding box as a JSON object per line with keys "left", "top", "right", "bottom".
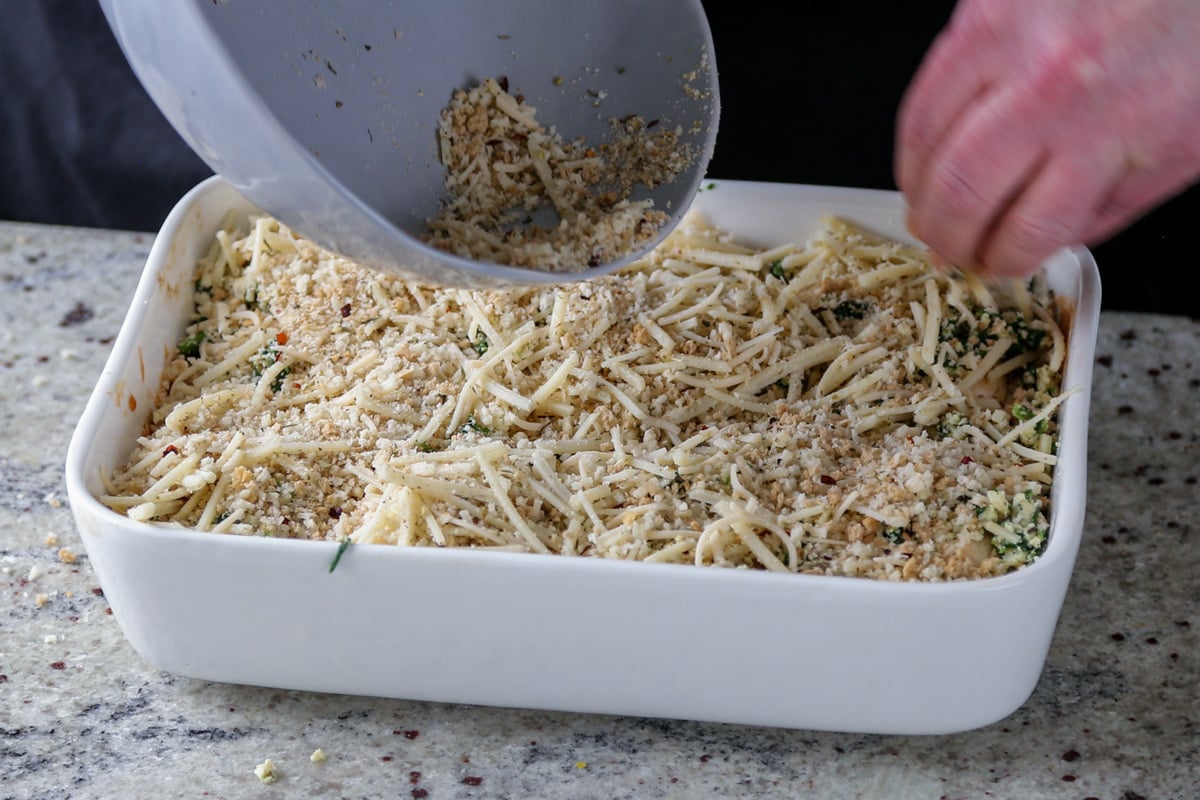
{"left": 1, "top": 219, "right": 1196, "bottom": 799}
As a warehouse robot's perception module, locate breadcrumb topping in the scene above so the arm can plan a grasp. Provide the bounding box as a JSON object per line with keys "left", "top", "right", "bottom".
{"left": 101, "top": 211, "right": 1069, "bottom": 581}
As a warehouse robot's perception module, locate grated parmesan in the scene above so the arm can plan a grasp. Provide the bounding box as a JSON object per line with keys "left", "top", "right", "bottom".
{"left": 101, "top": 211, "right": 1072, "bottom": 580}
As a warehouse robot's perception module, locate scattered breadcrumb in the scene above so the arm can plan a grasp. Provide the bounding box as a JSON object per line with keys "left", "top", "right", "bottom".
{"left": 44, "top": 531, "right": 59, "bottom": 546}
{"left": 35, "top": 593, "right": 49, "bottom": 608}
{"left": 425, "top": 77, "right": 693, "bottom": 272}
{"left": 101, "top": 211, "right": 1069, "bottom": 581}
{"left": 310, "top": 749, "right": 326, "bottom": 763}
{"left": 57, "top": 548, "right": 77, "bottom": 564}
{"left": 254, "top": 759, "right": 278, "bottom": 784}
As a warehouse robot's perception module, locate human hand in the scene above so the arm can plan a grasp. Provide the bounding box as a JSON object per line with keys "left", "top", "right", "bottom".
{"left": 895, "top": 0, "right": 1200, "bottom": 277}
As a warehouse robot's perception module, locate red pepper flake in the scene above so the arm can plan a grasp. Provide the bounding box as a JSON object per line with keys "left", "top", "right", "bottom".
{"left": 162, "top": 445, "right": 179, "bottom": 457}
{"left": 1145, "top": 637, "right": 1158, "bottom": 645}
{"left": 960, "top": 456, "right": 973, "bottom": 465}
{"left": 91, "top": 587, "right": 105, "bottom": 597}
{"left": 382, "top": 756, "right": 394, "bottom": 762}
{"left": 1111, "top": 632, "right": 1126, "bottom": 642}
{"left": 1061, "top": 774, "right": 1077, "bottom": 782}
{"left": 340, "top": 303, "right": 352, "bottom": 317}
{"left": 50, "top": 661, "right": 66, "bottom": 670}
{"left": 408, "top": 771, "right": 421, "bottom": 784}
{"left": 819, "top": 475, "right": 837, "bottom": 485}
{"left": 276, "top": 331, "right": 289, "bottom": 346}
{"left": 328, "top": 507, "right": 343, "bottom": 519}
{"left": 0, "top": 675, "right": 8, "bottom": 683}
{"left": 1062, "top": 749, "right": 1080, "bottom": 762}
{"left": 699, "top": 754, "right": 710, "bottom": 763}
{"left": 402, "top": 730, "right": 419, "bottom": 740}
{"left": 462, "top": 776, "right": 483, "bottom": 786}
{"left": 412, "top": 790, "right": 428, "bottom": 799}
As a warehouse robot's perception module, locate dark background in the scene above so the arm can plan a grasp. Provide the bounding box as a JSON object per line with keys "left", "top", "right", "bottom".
{"left": 1, "top": 0, "right": 1195, "bottom": 315}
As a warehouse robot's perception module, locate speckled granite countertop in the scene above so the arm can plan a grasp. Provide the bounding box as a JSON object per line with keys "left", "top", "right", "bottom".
{"left": 1, "top": 219, "right": 1197, "bottom": 800}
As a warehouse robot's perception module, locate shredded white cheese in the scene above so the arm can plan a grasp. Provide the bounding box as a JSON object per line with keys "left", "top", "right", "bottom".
{"left": 101, "top": 211, "right": 1071, "bottom": 580}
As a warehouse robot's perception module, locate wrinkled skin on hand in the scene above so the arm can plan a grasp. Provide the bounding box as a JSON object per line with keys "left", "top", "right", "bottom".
{"left": 895, "top": 0, "right": 1200, "bottom": 277}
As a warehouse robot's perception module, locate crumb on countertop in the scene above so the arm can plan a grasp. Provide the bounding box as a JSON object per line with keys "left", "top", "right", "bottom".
{"left": 254, "top": 759, "right": 278, "bottom": 784}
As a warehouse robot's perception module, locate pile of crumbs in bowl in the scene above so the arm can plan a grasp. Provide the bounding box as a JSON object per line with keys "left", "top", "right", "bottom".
{"left": 424, "top": 76, "right": 694, "bottom": 272}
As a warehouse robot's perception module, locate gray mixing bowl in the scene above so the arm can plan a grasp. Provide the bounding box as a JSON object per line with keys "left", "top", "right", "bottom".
{"left": 100, "top": 0, "right": 720, "bottom": 287}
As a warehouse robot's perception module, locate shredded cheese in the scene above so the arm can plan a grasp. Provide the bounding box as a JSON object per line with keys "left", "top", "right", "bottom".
{"left": 101, "top": 210, "right": 1072, "bottom": 580}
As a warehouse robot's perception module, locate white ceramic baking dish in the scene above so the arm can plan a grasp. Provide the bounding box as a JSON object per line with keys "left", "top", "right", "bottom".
{"left": 65, "top": 176, "right": 1100, "bottom": 734}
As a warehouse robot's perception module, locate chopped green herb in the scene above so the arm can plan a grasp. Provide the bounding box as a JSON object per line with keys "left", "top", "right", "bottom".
{"left": 882, "top": 526, "right": 909, "bottom": 545}
{"left": 975, "top": 488, "right": 1049, "bottom": 565}
{"left": 937, "top": 411, "right": 968, "bottom": 439}
{"left": 465, "top": 415, "right": 492, "bottom": 435}
{"left": 1012, "top": 403, "right": 1034, "bottom": 421}
{"left": 768, "top": 259, "right": 790, "bottom": 283}
{"left": 251, "top": 344, "right": 291, "bottom": 392}
{"left": 178, "top": 330, "right": 206, "bottom": 359}
{"left": 415, "top": 441, "right": 439, "bottom": 453}
{"left": 471, "top": 332, "right": 489, "bottom": 356}
{"left": 328, "top": 537, "right": 352, "bottom": 573}
{"left": 832, "top": 299, "right": 870, "bottom": 321}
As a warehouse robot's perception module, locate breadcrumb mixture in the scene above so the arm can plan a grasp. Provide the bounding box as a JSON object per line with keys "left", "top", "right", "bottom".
{"left": 102, "top": 211, "right": 1069, "bottom": 581}
{"left": 424, "top": 77, "right": 694, "bottom": 272}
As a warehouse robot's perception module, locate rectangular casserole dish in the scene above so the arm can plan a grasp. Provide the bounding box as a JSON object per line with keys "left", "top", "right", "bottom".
{"left": 65, "top": 176, "right": 1100, "bottom": 734}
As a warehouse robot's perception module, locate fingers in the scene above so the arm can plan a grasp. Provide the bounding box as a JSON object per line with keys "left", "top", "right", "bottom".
{"left": 979, "top": 146, "right": 1126, "bottom": 277}
{"left": 894, "top": 3, "right": 1004, "bottom": 197}
{"left": 1082, "top": 157, "right": 1200, "bottom": 246}
{"left": 904, "top": 86, "right": 1044, "bottom": 273}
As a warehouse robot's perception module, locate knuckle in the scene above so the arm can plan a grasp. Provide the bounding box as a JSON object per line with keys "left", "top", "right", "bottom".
{"left": 1004, "top": 211, "right": 1072, "bottom": 256}
{"left": 1026, "top": 33, "right": 1103, "bottom": 103}
{"left": 930, "top": 158, "right": 986, "bottom": 217}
